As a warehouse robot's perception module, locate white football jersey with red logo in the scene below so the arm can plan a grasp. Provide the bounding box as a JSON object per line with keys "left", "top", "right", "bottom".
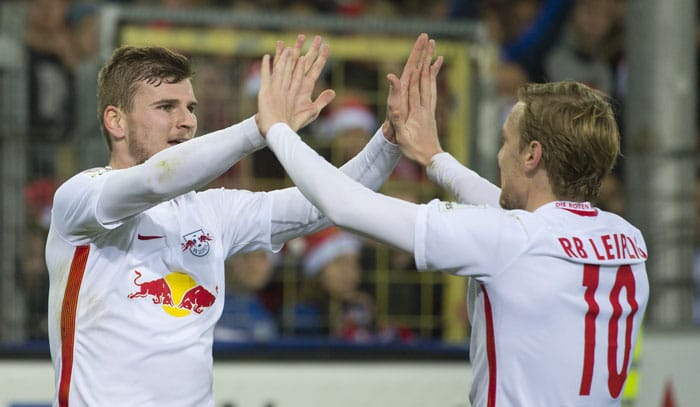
{"left": 46, "top": 168, "right": 278, "bottom": 406}
{"left": 414, "top": 200, "right": 649, "bottom": 406}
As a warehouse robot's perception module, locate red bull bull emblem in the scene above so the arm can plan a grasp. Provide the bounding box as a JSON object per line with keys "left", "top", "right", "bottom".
{"left": 181, "top": 229, "right": 213, "bottom": 257}
{"left": 127, "top": 270, "right": 217, "bottom": 317}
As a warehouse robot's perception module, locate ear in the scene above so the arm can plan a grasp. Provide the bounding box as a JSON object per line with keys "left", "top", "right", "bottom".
{"left": 523, "top": 140, "right": 543, "bottom": 173}
{"left": 103, "top": 106, "right": 126, "bottom": 141}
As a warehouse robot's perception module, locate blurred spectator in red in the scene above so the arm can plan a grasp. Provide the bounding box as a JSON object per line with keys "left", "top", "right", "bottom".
{"left": 284, "top": 227, "right": 414, "bottom": 342}
{"left": 24, "top": 177, "right": 58, "bottom": 230}
{"left": 283, "top": 227, "right": 376, "bottom": 341}
{"left": 315, "top": 94, "right": 377, "bottom": 165}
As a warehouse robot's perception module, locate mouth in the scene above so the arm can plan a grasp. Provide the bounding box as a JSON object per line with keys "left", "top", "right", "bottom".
{"left": 167, "top": 139, "right": 188, "bottom": 146}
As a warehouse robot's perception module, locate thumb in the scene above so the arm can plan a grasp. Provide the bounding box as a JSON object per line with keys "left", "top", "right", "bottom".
{"left": 312, "top": 89, "right": 336, "bottom": 112}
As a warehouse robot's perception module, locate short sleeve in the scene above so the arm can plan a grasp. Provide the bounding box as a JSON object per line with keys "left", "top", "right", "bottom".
{"left": 197, "top": 188, "right": 274, "bottom": 257}
{"left": 414, "top": 199, "right": 527, "bottom": 281}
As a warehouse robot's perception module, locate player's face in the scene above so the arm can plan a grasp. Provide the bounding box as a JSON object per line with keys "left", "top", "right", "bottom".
{"left": 122, "top": 79, "right": 198, "bottom": 165}
{"left": 497, "top": 102, "right": 528, "bottom": 210}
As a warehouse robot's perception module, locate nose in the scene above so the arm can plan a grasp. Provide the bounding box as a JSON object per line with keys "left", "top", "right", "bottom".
{"left": 177, "top": 106, "right": 196, "bottom": 132}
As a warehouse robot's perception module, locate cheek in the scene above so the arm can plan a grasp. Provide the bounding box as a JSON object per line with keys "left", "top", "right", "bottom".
{"left": 496, "top": 146, "right": 505, "bottom": 166}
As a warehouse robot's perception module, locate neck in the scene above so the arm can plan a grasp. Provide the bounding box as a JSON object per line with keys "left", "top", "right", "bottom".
{"left": 524, "top": 171, "right": 558, "bottom": 211}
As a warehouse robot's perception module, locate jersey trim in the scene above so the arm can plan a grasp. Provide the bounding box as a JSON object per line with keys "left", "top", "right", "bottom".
{"left": 483, "top": 285, "right": 497, "bottom": 407}
{"left": 58, "top": 245, "right": 90, "bottom": 407}
{"left": 561, "top": 207, "right": 598, "bottom": 217}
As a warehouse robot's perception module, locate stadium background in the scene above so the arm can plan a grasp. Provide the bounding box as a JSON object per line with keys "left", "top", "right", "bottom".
{"left": 0, "top": 1, "right": 698, "bottom": 406}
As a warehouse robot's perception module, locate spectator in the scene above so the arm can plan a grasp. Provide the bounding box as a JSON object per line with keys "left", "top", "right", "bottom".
{"left": 284, "top": 227, "right": 376, "bottom": 341}
{"left": 215, "top": 251, "right": 279, "bottom": 342}
{"left": 498, "top": 0, "right": 576, "bottom": 82}
{"left": 25, "top": 0, "right": 77, "bottom": 177}
{"left": 544, "top": 0, "right": 615, "bottom": 93}
{"left": 315, "top": 94, "right": 377, "bottom": 165}
{"left": 69, "top": 3, "right": 108, "bottom": 171}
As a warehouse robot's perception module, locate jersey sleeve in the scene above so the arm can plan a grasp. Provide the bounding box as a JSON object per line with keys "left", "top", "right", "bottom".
{"left": 197, "top": 188, "right": 274, "bottom": 257}
{"left": 266, "top": 123, "right": 417, "bottom": 252}
{"left": 414, "top": 199, "right": 528, "bottom": 281}
{"left": 96, "top": 116, "right": 264, "bottom": 225}
{"left": 51, "top": 167, "right": 118, "bottom": 244}
{"left": 426, "top": 152, "right": 501, "bottom": 206}
{"left": 266, "top": 126, "right": 403, "bottom": 249}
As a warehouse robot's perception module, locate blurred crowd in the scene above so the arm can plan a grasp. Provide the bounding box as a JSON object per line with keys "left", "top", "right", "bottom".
{"left": 10, "top": 0, "right": 700, "bottom": 342}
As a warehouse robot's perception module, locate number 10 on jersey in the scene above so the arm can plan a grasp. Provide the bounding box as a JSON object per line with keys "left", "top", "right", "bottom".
{"left": 579, "top": 264, "right": 639, "bottom": 398}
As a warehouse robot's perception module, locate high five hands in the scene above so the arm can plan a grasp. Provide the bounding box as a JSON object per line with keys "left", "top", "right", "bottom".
{"left": 386, "top": 33, "right": 444, "bottom": 167}
{"left": 257, "top": 32, "right": 444, "bottom": 168}
{"left": 257, "top": 35, "right": 335, "bottom": 135}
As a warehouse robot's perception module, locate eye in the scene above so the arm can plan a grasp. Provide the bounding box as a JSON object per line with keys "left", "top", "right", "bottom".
{"left": 187, "top": 104, "right": 197, "bottom": 114}
{"left": 158, "top": 104, "right": 174, "bottom": 111}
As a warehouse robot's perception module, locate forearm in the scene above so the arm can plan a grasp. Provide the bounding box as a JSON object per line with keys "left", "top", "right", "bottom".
{"left": 267, "top": 123, "right": 417, "bottom": 252}
{"left": 427, "top": 152, "right": 501, "bottom": 206}
{"left": 269, "top": 128, "right": 402, "bottom": 245}
{"left": 98, "top": 117, "right": 264, "bottom": 223}
{"left": 337, "top": 128, "right": 402, "bottom": 190}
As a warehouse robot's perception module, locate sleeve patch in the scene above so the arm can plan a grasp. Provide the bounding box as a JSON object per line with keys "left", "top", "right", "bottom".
{"left": 437, "top": 201, "right": 483, "bottom": 212}
{"left": 81, "top": 167, "right": 109, "bottom": 179}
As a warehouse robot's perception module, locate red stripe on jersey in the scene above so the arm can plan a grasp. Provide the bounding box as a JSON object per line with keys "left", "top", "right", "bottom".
{"left": 482, "top": 285, "right": 497, "bottom": 407}
{"left": 58, "top": 245, "right": 90, "bottom": 407}
{"left": 562, "top": 208, "right": 598, "bottom": 217}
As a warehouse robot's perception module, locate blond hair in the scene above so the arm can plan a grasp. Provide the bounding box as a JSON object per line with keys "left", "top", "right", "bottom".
{"left": 517, "top": 81, "right": 620, "bottom": 201}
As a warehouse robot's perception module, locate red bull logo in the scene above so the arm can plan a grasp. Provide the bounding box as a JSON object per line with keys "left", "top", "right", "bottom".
{"left": 181, "top": 229, "right": 213, "bottom": 257}
{"left": 127, "top": 270, "right": 217, "bottom": 317}
{"left": 127, "top": 270, "right": 174, "bottom": 306}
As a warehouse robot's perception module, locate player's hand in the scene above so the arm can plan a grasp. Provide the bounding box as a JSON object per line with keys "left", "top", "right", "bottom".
{"left": 382, "top": 33, "right": 430, "bottom": 143}
{"left": 289, "top": 35, "right": 336, "bottom": 131}
{"left": 387, "top": 34, "right": 444, "bottom": 167}
{"left": 257, "top": 35, "right": 335, "bottom": 136}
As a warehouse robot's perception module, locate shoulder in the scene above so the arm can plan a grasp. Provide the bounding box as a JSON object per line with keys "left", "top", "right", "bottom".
{"left": 55, "top": 167, "right": 110, "bottom": 199}
{"left": 81, "top": 166, "right": 111, "bottom": 179}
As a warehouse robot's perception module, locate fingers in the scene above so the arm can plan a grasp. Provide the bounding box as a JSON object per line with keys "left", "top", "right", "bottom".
{"left": 273, "top": 40, "right": 284, "bottom": 67}
{"left": 289, "top": 55, "right": 306, "bottom": 99}
{"left": 306, "top": 42, "right": 329, "bottom": 85}
{"left": 430, "top": 56, "right": 444, "bottom": 112}
{"left": 311, "top": 89, "right": 336, "bottom": 116}
{"left": 303, "top": 35, "right": 322, "bottom": 74}
{"left": 280, "top": 47, "right": 300, "bottom": 92}
{"left": 260, "top": 54, "right": 271, "bottom": 92}
{"left": 294, "top": 34, "right": 306, "bottom": 53}
{"left": 400, "top": 33, "right": 428, "bottom": 82}
{"left": 419, "top": 42, "right": 434, "bottom": 108}
{"left": 386, "top": 73, "right": 404, "bottom": 122}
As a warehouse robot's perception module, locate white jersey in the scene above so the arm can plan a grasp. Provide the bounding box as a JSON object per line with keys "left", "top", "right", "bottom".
{"left": 414, "top": 200, "right": 649, "bottom": 406}
{"left": 265, "top": 123, "right": 649, "bottom": 407}
{"left": 46, "top": 121, "right": 400, "bottom": 406}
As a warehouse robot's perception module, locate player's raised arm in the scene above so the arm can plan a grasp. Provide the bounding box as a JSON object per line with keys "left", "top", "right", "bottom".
{"left": 259, "top": 36, "right": 430, "bottom": 252}
{"left": 384, "top": 37, "right": 500, "bottom": 207}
